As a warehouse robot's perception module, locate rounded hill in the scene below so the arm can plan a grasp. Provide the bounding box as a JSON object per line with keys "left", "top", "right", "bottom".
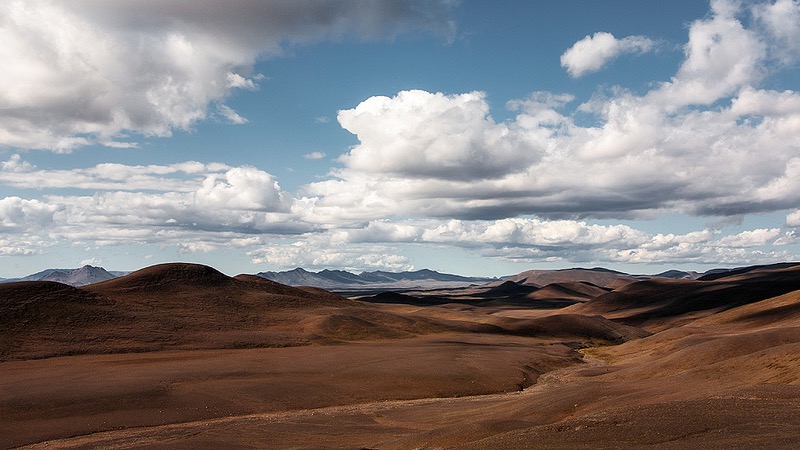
{"left": 87, "top": 262, "right": 234, "bottom": 292}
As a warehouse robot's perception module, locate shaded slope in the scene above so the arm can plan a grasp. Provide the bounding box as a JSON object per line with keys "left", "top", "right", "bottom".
{"left": 357, "top": 291, "right": 455, "bottom": 306}
{"left": 525, "top": 281, "right": 609, "bottom": 305}
{"left": 0, "top": 281, "right": 116, "bottom": 329}
{"left": 569, "top": 265, "right": 800, "bottom": 328}
{"left": 697, "top": 262, "right": 800, "bottom": 281}
{"left": 495, "top": 314, "right": 650, "bottom": 344}
{"left": 693, "top": 289, "right": 800, "bottom": 329}
{"left": 482, "top": 280, "right": 539, "bottom": 297}
{"left": 0, "top": 281, "right": 128, "bottom": 360}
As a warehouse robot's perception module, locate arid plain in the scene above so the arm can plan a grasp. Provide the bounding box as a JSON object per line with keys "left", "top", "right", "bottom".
{"left": 2, "top": 262, "right": 800, "bottom": 449}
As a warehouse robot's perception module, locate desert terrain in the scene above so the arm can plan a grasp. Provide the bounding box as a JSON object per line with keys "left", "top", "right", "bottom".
{"left": 2, "top": 262, "right": 800, "bottom": 449}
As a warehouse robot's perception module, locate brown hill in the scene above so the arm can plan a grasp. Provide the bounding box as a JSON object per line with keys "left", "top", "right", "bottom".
{"left": 696, "top": 261, "right": 800, "bottom": 281}
{"left": 0, "top": 281, "right": 117, "bottom": 329}
{"left": 526, "top": 281, "right": 609, "bottom": 303}
{"left": 357, "top": 291, "right": 454, "bottom": 306}
{"left": 87, "top": 262, "right": 349, "bottom": 308}
{"left": 495, "top": 313, "right": 650, "bottom": 344}
{"left": 2, "top": 263, "right": 361, "bottom": 360}
{"left": 691, "top": 289, "right": 800, "bottom": 330}
{"left": 0, "top": 281, "right": 128, "bottom": 361}
{"left": 88, "top": 262, "right": 233, "bottom": 291}
{"left": 567, "top": 265, "right": 800, "bottom": 329}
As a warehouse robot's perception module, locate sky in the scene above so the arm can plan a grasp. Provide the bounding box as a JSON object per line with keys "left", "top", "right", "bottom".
{"left": 1, "top": 0, "right": 800, "bottom": 277}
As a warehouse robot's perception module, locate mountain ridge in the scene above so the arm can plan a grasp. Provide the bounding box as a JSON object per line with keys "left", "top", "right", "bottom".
{"left": 1, "top": 265, "right": 119, "bottom": 287}
{"left": 5, "top": 262, "right": 800, "bottom": 290}
{"left": 256, "top": 267, "right": 497, "bottom": 291}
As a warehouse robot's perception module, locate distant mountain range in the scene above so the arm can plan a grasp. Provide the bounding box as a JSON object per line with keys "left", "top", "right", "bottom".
{"left": 2, "top": 263, "right": 795, "bottom": 290}
{"left": 0, "top": 265, "right": 127, "bottom": 287}
{"left": 255, "top": 268, "right": 496, "bottom": 291}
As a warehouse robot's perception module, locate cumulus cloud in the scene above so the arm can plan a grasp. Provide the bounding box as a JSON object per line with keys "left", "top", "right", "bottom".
{"left": 561, "top": 32, "right": 655, "bottom": 78}
{"left": 48, "top": 171, "right": 302, "bottom": 238}
{"left": 338, "top": 90, "right": 542, "bottom": 180}
{"left": 0, "top": 0, "right": 456, "bottom": 151}
{"left": 0, "top": 197, "right": 61, "bottom": 230}
{"left": 649, "top": 1, "right": 766, "bottom": 109}
{"left": 194, "top": 167, "right": 292, "bottom": 211}
{"left": 0, "top": 159, "right": 309, "bottom": 260}
{"left": 716, "top": 228, "right": 782, "bottom": 247}
{"left": 335, "top": 218, "right": 649, "bottom": 251}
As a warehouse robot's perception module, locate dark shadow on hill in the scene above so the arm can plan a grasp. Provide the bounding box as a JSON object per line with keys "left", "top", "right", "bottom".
{"left": 570, "top": 264, "right": 800, "bottom": 327}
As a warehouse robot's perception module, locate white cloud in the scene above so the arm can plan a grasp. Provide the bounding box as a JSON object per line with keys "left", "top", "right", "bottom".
{"left": 648, "top": 1, "right": 766, "bottom": 109}
{"left": 0, "top": 160, "right": 311, "bottom": 260}
{"left": 338, "top": 90, "right": 541, "bottom": 180}
{"left": 216, "top": 104, "right": 248, "bottom": 124}
{"left": 0, "top": 237, "right": 45, "bottom": 256}
{"left": 336, "top": 218, "right": 649, "bottom": 250}
{"left": 177, "top": 242, "right": 216, "bottom": 254}
{"left": 0, "top": 0, "right": 456, "bottom": 151}
{"left": 307, "top": 86, "right": 800, "bottom": 221}
{"left": 194, "top": 167, "right": 292, "bottom": 211}
{"left": 561, "top": 32, "right": 655, "bottom": 78}
{"left": 245, "top": 218, "right": 795, "bottom": 269}
{"left": 753, "top": 0, "right": 800, "bottom": 64}
{"left": 0, "top": 154, "right": 33, "bottom": 173}
{"left": 226, "top": 72, "right": 259, "bottom": 90}
{"left": 0, "top": 197, "right": 61, "bottom": 230}
{"left": 0, "top": 156, "right": 231, "bottom": 192}
{"left": 716, "top": 228, "right": 782, "bottom": 247}
{"left": 304, "top": 151, "right": 326, "bottom": 160}
{"left": 787, "top": 210, "right": 800, "bottom": 227}
{"left": 248, "top": 237, "right": 413, "bottom": 272}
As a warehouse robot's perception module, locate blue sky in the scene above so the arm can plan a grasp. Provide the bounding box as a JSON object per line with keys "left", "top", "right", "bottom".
{"left": 1, "top": 0, "right": 800, "bottom": 277}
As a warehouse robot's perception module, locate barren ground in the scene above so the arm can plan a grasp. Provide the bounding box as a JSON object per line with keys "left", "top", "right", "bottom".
{"left": 2, "top": 263, "right": 799, "bottom": 449}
